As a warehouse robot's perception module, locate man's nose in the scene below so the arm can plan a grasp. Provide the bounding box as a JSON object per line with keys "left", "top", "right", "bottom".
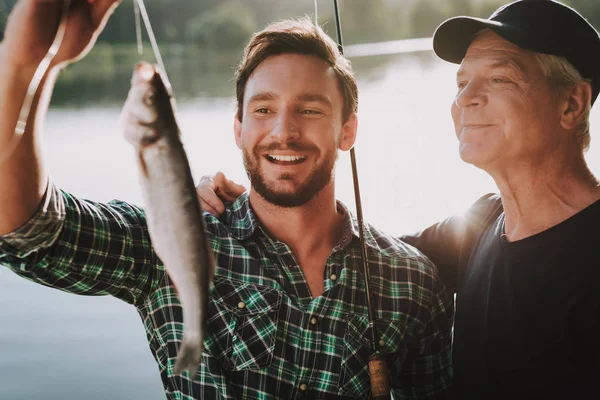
{"left": 270, "top": 110, "right": 300, "bottom": 142}
{"left": 454, "top": 80, "right": 487, "bottom": 109}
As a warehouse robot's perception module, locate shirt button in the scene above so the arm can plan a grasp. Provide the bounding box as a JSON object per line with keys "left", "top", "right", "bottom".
{"left": 237, "top": 301, "right": 246, "bottom": 309}
{"left": 378, "top": 339, "right": 385, "bottom": 347}
{"left": 299, "top": 383, "right": 308, "bottom": 391}
{"left": 310, "top": 317, "right": 318, "bottom": 325}
{"left": 329, "top": 273, "right": 338, "bottom": 281}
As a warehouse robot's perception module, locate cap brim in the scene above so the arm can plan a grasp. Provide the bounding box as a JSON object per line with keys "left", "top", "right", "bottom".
{"left": 433, "top": 17, "right": 515, "bottom": 64}
{"left": 433, "top": 15, "right": 600, "bottom": 107}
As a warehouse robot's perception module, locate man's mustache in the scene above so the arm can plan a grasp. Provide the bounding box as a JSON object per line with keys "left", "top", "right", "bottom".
{"left": 255, "top": 142, "right": 318, "bottom": 153}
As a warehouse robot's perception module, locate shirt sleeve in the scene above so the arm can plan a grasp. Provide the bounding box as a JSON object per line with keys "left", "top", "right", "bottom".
{"left": 0, "top": 178, "right": 65, "bottom": 257}
{"left": 400, "top": 193, "right": 502, "bottom": 293}
{"left": 0, "top": 180, "right": 162, "bottom": 306}
{"left": 391, "top": 269, "right": 454, "bottom": 400}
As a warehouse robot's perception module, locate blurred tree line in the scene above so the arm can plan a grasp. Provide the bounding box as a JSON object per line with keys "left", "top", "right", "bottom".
{"left": 1, "top": 0, "right": 599, "bottom": 106}
{"left": 1, "top": 0, "right": 599, "bottom": 47}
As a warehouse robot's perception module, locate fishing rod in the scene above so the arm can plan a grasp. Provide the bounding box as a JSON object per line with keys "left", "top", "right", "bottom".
{"left": 331, "top": 1, "right": 391, "bottom": 399}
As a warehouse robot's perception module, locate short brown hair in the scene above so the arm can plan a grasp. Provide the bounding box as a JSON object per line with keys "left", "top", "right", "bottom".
{"left": 235, "top": 17, "right": 358, "bottom": 123}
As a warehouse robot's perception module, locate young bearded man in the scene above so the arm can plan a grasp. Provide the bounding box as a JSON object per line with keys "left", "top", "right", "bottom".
{"left": 197, "top": 1, "right": 600, "bottom": 399}
{"left": 0, "top": 1, "right": 453, "bottom": 398}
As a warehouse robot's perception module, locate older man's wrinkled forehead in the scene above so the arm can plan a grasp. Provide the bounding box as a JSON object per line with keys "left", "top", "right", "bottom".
{"left": 460, "top": 30, "right": 542, "bottom": 78}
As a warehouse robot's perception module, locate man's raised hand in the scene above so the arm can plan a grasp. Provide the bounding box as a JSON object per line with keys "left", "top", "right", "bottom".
{"left": 196, "top": 172, "right": 246, "bottom": 216}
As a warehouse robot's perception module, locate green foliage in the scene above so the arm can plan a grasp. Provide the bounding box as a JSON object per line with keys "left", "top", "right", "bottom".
{"left": 446, "top": 0, "right": 474, "bottom": 17}
{"left": 185, "top": 0, "right": 257, "bottom": 49}
{"left": 1, "top": 0, "right": 595, "bottom": 107}
{"left": 338, "top": 0, "right": 402, "bottom": 43}
{"left": 1, "top": 0, "right": 599, "bottom": 46}
{"left": 562, "top": 0, "right": 600, "bottom": 30}
{"left": 0, "top": 0, "right": 17, "bottom": 35}
{"left": 474, "top": 0, "right": 511, "bottom": 18}
{"left": 409, "top": 0, "right": 447, "bottom": 38}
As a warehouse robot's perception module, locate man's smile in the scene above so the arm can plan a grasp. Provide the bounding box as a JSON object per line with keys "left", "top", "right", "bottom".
{"left": 264, "top": 154, "right": 308, "bottom": 166}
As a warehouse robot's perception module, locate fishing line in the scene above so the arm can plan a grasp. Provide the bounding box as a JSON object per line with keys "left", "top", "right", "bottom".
{"left": 0, "top": 0, "right": 72, "bottom": 165}
{"left": 313, "top": 0, "right": 318, "bottom": 24}
{"left": 133, "top": 0, "right": 172, "bottom": 89}
{"left": 133, "top": 0, "right": 143, "bottom": 54}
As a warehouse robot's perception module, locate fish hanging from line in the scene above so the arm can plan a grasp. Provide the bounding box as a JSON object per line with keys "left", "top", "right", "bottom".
{"left": 120, "top": 61, "right": 215, "bottom": 377}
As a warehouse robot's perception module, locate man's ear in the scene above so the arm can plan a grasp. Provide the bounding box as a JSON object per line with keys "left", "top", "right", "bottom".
{"left": 560, "top": 82, "right": 592, "bottom": 130}
{"left": 338, "top": 113, "right": 358, "bottom": 151}
{"left": 234, "top": 115, "right": 242, "bottom": 149}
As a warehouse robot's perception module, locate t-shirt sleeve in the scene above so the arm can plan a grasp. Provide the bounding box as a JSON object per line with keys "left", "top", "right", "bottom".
{"left": 400, "top": 193, "right": 503, "bottom": 293}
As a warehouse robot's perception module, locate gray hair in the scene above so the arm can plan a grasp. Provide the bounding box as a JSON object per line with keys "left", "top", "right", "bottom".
{"left": 535, "top": 53, "right": 592, "bottom": 152}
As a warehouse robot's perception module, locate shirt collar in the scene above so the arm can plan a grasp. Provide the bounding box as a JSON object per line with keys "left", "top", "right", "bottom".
{"left": 227, "top": 192, "right": 259, "bottom": 241}
{"left": 334, "top": 201, "right": 379, "bottom": 252}
{"left": 227, "top": 192, "right": 379, "bottom": 251}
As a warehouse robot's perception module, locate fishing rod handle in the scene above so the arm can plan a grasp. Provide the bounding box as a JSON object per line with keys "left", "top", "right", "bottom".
{"left": 369, "top": 353, "right": 391, "bottom": 399}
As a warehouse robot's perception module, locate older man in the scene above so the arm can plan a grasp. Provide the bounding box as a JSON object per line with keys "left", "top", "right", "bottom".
{"left": 198, "top": 1, "right": 600, "bottom": 399}
{"left": 0, "top": 1, "right": 453, "bottom": 399}
{"left": 408, "top": 0, "right": 600, "bottom": 398}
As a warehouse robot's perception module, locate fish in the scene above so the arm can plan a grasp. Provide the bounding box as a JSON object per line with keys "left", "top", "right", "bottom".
{"left": 120, "top": 61, "right": 215, "bottom": 378}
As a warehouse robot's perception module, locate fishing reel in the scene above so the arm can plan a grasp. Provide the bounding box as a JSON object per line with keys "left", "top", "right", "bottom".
{"left": 369, "top": 352, "right": 391, "bottom": 400}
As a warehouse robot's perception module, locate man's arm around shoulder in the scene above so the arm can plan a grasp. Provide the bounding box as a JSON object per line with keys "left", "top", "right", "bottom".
{"left": 400, "top": 193, "right": 503, "bottom": 293}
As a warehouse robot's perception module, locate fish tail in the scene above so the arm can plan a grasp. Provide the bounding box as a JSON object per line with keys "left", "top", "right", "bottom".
{"left": 173, "top": 331, "right": 204, "bottom": 378}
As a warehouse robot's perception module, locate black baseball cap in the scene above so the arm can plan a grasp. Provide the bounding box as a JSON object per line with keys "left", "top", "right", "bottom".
{"left": 433, "top": 0, "right": 600, "bottom": 105}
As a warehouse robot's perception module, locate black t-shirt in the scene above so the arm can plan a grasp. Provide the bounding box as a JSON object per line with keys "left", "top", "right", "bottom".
{"left": 403, "top": 195, "right": 600, "bottom": 399}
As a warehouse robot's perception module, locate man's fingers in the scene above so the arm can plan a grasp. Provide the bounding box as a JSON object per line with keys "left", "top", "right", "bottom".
{"left": 89, "top": 0, "right": 121, "bottom": 29}
{"left": 214, "top": 171, "right": 246, "bottom": 201}
{"left": 196, "top": 180, "right": 226, "bottom": 216}
{"left": 200, "top": 202, "right": 220, "bottom": 218}
{"left": 227, "top": 180, "right": 247, "bottom": 194}
{"left": 199, "top": 190, "right": 226, "bottom": 215}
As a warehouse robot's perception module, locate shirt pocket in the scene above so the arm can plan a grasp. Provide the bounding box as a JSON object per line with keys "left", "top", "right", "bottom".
{"left": 204, "top": 276, "right": 283, "bottom": 371}
{"left": 338, "top": 314, "right": 407, "bottom": 399}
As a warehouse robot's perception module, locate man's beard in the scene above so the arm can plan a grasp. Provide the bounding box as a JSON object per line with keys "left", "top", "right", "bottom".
{"left": 243, "top": 143, "right": 337, "bottom": 208}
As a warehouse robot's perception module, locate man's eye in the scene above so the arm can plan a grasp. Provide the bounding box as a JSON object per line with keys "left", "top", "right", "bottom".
{"left": 255, "top": 108, "right": 270, "bottom": 114}
{"left": 300, "top": 109, "right": 321, "bottom": 115}
{"left": 457, "top": 82, "right": 467, "bottom": 89}
{"left": 491, "top": 77, "right": 511, "bottom": 84}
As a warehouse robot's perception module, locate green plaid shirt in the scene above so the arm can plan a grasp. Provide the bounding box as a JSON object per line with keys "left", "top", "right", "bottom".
{"left": 0, "top": 182, "right": 453, "bottom": 399}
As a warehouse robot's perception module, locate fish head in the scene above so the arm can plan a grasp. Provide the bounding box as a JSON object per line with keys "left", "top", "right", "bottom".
{"left": 121, "top": 61, "right": 178, "bottom": 147}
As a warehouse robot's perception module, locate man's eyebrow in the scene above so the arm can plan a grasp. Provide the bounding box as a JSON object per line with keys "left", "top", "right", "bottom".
{"left": 490, "top": 58, "right": 527, "bottom": 73}
{"left": 247, "top": 92, "right": 277, "bottom": 104}
{"left": 456, "top": 57, "right": 527, "bottom": 78}
{"left": 296, "top": 93, "right": 332, "bottom": 107}
{"left": 247, "top": 92, "right": 333, "bottom": 107}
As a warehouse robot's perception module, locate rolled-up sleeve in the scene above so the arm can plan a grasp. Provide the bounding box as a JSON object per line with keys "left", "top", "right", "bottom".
{"left": 0, "top": 179, "right": 162, "bottom": 306}
{"left": 0, "top": 178, "right": 65, "bottom": 258}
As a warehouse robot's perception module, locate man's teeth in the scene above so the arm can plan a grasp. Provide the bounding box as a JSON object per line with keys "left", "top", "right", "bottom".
{"left": 268, "top": 155, "right": 306, "bottom": 162}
